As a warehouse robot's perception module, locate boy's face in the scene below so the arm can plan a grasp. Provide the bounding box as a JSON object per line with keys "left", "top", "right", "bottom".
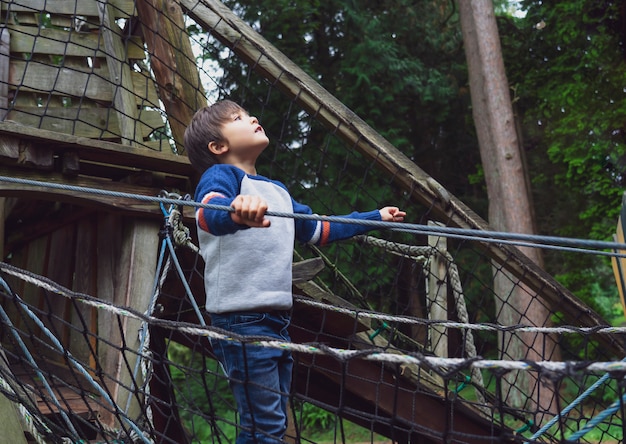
{"left": 218, "top": 109, "right": 269, "bottom": 159}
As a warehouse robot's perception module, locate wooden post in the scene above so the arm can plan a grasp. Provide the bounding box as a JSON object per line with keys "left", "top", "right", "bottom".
{"left": 98, "top": 1, "right": 141, "bottom": 146}
{"left": 135, "top": 0, "right": 207, "bottom": 151}
{"left": 0, "top": 26, "right": 8, "bottom": 121}
{"left": 612, "top": 192, "right": 626, "bottom": 317}
{"left": 97, "top": 214, "right": 159, "bottom": 427}
{"left": 427, "top": 221, "right": 448, "bottom": 362}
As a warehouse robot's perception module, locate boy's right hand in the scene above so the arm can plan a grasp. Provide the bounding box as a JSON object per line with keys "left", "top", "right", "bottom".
{"left": 230, "top": 195, "right": 271, "bottom": 228}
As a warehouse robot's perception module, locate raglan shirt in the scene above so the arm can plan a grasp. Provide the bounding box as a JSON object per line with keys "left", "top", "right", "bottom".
{"left": 195, "top": 164, "right": 382, "bottom": 314}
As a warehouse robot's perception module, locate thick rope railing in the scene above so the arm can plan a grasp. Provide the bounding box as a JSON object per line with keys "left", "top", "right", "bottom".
{"left": 2, "top": 261, "right": 626, "bottom": 376}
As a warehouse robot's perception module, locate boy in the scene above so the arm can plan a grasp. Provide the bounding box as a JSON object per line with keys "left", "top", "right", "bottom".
{"left": 184, "top": 100, "right": 405, "bottom": 443}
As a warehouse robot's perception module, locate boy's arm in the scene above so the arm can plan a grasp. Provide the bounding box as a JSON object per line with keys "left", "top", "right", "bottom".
{"left": 196, "top": 166, "right": 266, "bottom": 235}
{"left": 293, "top": 201, "right": 405, "bottom": 246}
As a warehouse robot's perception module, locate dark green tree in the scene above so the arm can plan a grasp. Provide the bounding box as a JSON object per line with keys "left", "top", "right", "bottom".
{"left": 500, "top": 0, "right": 626, "bottom": 321}
{"left": 207, "top": 0, "right": 480, "bottom": 208}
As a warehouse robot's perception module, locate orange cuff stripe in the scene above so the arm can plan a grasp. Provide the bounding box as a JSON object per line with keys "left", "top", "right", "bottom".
{"left": 320, "top": 221, "right": 331, "bottom": 246}
{"left": 197, "top": 192, "right": 226, "bottom": 233}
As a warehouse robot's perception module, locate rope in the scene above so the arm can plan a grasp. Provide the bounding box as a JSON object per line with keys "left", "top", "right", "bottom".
{"left": 0, "top": 374, "right": 61, "bottom": 444}
{"left": 357, "top": 235, "right": 486, "bottom": 404}
{"left": 3, "top": 261, "right": 626, "bottom": 376}
{"left": 0, "top": 279, "right": 81, "bottom": 440}
{"left": 0, "top": 276, "right": 153, "bottom": 443}
{"left": 2, "top": 175, "right": 626, "bottom": 256}
{"left": 565, "top": 392, "right": 626, "bottom": 441}
{"left": 527, "top": 363, "right": 626, "bottom": 442}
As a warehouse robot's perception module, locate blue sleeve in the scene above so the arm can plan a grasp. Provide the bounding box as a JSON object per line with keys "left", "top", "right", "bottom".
{"left": 292, "top": 198, "right": 382, "bottom": 245}
{"left": 195, "top": 165, "right": 249, "bottom": 236}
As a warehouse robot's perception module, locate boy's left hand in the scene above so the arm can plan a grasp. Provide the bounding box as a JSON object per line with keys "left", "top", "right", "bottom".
{"left": 379, "top": 206, "right": 406, "bottom": 222}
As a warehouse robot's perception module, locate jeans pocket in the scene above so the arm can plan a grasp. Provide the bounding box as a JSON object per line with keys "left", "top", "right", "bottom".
{"left": 230, "top": 312, "right": 265, "bottom": 328}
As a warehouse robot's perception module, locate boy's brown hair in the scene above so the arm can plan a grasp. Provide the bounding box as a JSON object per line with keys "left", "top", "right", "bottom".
{"left": 184, "top": 100, "right": 245, "bottom": 173}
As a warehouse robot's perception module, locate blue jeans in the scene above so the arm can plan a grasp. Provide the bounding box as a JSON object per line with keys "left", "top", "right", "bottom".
{"left": 210, "top": 311, "right": 293, "bottom": 444}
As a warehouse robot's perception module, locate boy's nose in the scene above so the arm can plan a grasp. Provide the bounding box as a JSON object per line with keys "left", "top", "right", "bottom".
{"left": 250, "top": 116, "right": 258, "bottom": 124}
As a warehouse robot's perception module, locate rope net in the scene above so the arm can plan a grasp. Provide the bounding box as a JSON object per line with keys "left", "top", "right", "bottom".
{"left": 0, "top": 0, "right": 625, "bottom": 443}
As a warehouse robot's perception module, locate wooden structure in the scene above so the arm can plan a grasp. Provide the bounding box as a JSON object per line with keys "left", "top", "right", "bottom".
{"left": 0, "top": 0, "right": 197, "bottom": 439}
{"left": 0, "top": 0, "right": 622, "bottom": 443}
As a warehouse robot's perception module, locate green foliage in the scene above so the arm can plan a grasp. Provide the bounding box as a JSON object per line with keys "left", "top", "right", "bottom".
{"left": 496, "top": 0, "right": 626, "bottom": 314}
{"left": 168, "top": 342, "right": 237, "bottom": 442}
{"left": 554, "top": 258, "right": 623, "bottom": 325}
{"left": 298, "top": 401, "right": 334, "bottom": 430}
{"left": 509, "top": 0, "right": 626, "bottom": 240}
{"left": 211, "top": 0, "right": 480, "bottom": 200}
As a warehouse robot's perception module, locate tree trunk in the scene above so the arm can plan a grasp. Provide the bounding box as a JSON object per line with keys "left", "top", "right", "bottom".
{"left": 457, "top": 0, "right": 558, "bottom": 421}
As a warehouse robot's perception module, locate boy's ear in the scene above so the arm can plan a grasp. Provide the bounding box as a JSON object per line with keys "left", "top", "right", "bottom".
{"left": 208, "top": 140, "right": 228, "bottom": 156}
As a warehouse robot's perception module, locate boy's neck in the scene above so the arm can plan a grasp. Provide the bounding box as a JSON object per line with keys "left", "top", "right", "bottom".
{"left": 223, "top": 159, "right": 257, "bottom": 176}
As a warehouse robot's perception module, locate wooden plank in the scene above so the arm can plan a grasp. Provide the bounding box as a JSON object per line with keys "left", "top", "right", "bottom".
{"left": 10, "top": 358, "right": 102, "bottom": 418}
{"left": 427, "top": 221, "right": 448, "bottom": 363}
{"left": 95, "top": 212, "right": 122, "bottom": 428}
{"left": 6, "top": 25, "right": 145, "bottom": 59}
{"left": 71, "top": 215, "right": 99, "bottom": 376}
{"left": 292, "top": 257, "right": 324, "bottom": 283}
{"left": 1, "top": 0, "right": 136, "bottom": 18}
{"left": 17, "top": 235, "right": 49, "bottom": 350}
{"left": 0, "top": 27, "right": 8, "bottom": 120}
{"left": 0, "top": 135, "right": 54, "bottom": 168}
{"left": 0, "top": 167, "right": 195, "bottom": 221}
{"left": 0, "top": 123, "right": 192, "bottom": 177}
{"left": 113, "top": 218, "right": 159, "bottom": 421}
{"left": 611, "top": 192, "right": 626, "bottom": 316}
{"left": 96, "top": 215, "right": 159, "bottom": 426}
{"left": 98, "top": 1, "right": 141, "bottom": 146}
{"left": 9, "top": 61, "right": 159, "bottom": 105}
{"left": 6, "top": 106, "right": 164, "bottom": 139}
{"left": 44, "top": 223, "right": 76, "bottom": 358}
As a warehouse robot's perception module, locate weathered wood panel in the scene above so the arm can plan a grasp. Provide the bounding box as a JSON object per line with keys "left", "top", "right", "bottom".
{"left": 7, "top": 26, "right": 145, "bottom": 59}
{"left": 6, "top": 106, "right": 164, "bottom": 139}
{"left": 71, "top": 216, "right": 99, "bottom": 370}
{"left": 0, "top": 125, "right": 192, "bottom": 177}
{"left": 99, "top": 1, "right": 141, "bottom": 146}
{"left": 95, "top": 214, "right": 159, "bottom": 427}
{"left": 9, "top": 61, "right": 159, "bottom": 105}
{"left": 3, "top": 9, "right": 160, "bottom": 142}
{"left": 44, "top": 223, "right": 76, "bottom": 353}
{"left": 1, "top": 0, "right": 136, "bottom": 19}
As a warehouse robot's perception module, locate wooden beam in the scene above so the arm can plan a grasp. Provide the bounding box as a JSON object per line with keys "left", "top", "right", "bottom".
{"left": 427, "top": 222, "right": 448, "bottom": 377}
{"left": 0, "top": 123, "right": 193, "bottom": 177}
{"left": 0, "top": 167, "right": 195, "bottom": 222}
{"left": 612, "top": 192, "right": 626, "bottom": 317}
{"left": 135, "top": 0, "right": 207, "bottom": 151}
